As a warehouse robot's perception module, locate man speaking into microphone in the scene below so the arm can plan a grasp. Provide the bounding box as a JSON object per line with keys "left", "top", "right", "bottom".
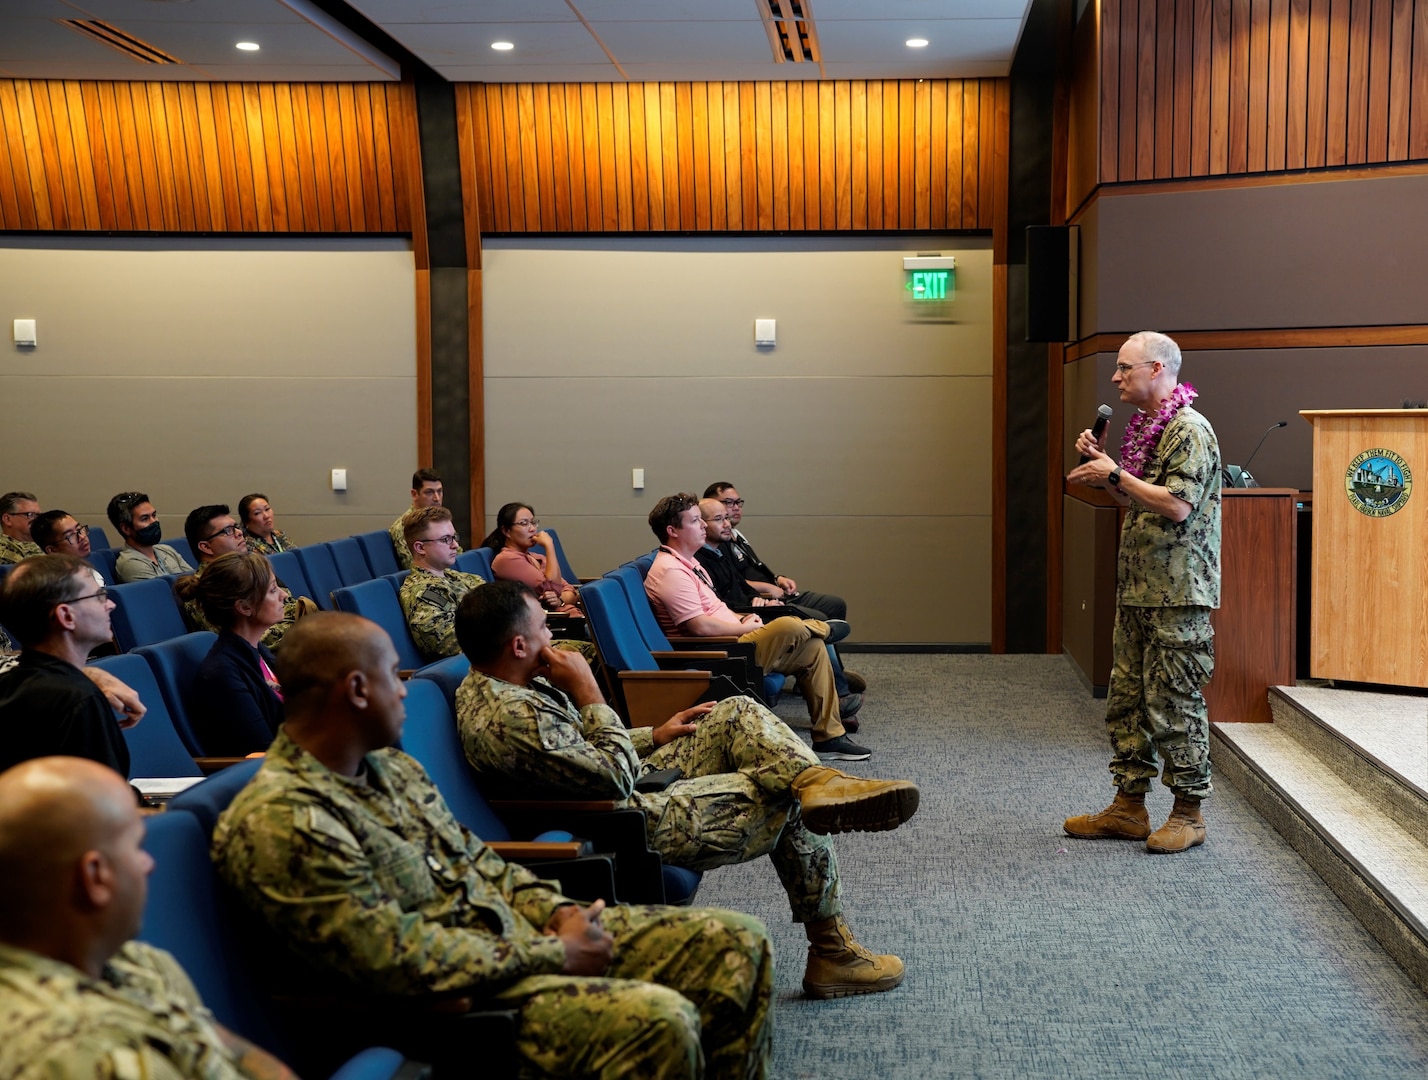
{"left": 1063, "top": 331, "right": 1222, "bottom": 855}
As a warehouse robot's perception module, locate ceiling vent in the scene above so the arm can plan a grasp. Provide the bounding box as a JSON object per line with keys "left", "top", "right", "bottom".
{"left": 756, "top": 0, "right": 822, "bottom": 65}
{"left": 59, "top": 20, "right": 182, "bottom": 65}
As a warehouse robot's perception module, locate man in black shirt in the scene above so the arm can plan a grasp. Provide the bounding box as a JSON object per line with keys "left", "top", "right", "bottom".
{"left": 0, "top": 555, "right": 136, "bottom": 776}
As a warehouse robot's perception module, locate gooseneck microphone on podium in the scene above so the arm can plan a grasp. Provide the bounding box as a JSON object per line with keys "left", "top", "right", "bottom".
{"left": 1225, "top": 420, "right": 1287, "bottom": 488}
{"left": 1079, "top": 404, "right": 1114, "bottom": 463}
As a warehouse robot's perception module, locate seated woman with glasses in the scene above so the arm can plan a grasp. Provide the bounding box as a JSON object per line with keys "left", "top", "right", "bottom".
{"left": 238, "top": 493, "right": 295, "bottom": 556}
{"left": 175, "top": 552, "right": 285, "bottom": 756}
{"left": 480, "top": 502, "right": 582, "bottom": 616}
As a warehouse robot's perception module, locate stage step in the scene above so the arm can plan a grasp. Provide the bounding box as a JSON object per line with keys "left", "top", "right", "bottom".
{"left": 1212, "top": 686, "right": 1428, "bottom": 994}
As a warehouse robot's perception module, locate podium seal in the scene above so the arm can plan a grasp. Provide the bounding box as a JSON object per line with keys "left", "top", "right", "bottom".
{"left": 1346, "top": 448, "right": 1412, "bottom": 517}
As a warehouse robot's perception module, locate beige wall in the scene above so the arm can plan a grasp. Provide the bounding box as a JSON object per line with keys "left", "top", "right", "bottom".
{"left": 482, "top": 236, "right": 993, "bottom": 644}
{"left": 0, "top": 237, "right": 417, "bottom": 545}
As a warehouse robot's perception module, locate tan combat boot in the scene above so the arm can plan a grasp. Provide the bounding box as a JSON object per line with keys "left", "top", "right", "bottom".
{"left": 1146, "top": 795, "right": 1206, "bottom": 854}
{"left": 790, "top": 765, "right": 920, "bottom": 835}
{"left": 1063, "top": 790, "right": 1151, "bottom": 840}
{"left": 802, "top": 917, "right": 905, "bottom": 999}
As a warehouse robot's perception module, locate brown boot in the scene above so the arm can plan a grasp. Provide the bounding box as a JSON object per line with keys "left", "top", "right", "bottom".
{"left": 1063, "top": 790, "right": 1151, "bottom": 840}
{"left": 802, "top": 917, "right": 905, "bottom": 999}
{"left": 791, "top": 765, "right": 920, "bottom": 835}
{"left": 1146, "top": 795, "right": 1206, "bottom": 854}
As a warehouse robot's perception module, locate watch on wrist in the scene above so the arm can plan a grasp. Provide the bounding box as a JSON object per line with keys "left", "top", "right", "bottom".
{"left": 1108, "top": 466, "right": 1123, "bottom": 487}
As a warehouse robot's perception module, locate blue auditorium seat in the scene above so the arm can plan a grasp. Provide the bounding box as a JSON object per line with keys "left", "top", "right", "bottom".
{"left": 87, "top": 547, "right": 120, "bottom": 586}
{"left": 107, "top": 578, "right": 189, "bottom": 652}
{"left": 355, "top": 530, "right": 401, "bottom": 578}
{"left": 86, "top": 524, "right": 114, "bottom": 550}
{"left": 455, "top": 547, "right": 495, "bottom": 580}
{"left": 294, "top": 543, "right": 344, "bottom": 609}
{"left": 541, "top": 528, "right": 580, "bottom": 582}
{"left": 328, "top": 537, "right": 375, "bottom": 586}
{"left": 135, "top": 631, "right": 218, "bottom": 756}
{"left": 89, "top": 653, "right": 201, "bottom": 779}
{"left": 265, "top": 549, "right": 314, "bottom": 605}
{"left": 330, "top": 578, "right": 426, "bottom": 670}
{"left": 162, "top": 537, "right": 196, "bottom": 568}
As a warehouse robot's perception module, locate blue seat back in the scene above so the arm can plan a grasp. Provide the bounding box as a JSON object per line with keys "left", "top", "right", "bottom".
{"left": 167, "top": 758, "right": 263, "bottom": 836}
{"left": 295, "top": 544, "right": 344, "bottom": 609}
{"left": 87, "top": 547, "right": 120, "bottom": 586}
{"left": 135, "top": 631, "right": 219, "bottom": 755}
{"left": 355, "top": 530, "right": 401, "bottom": 578}
{"left": 608, "top": 564, "right": 673, "bottom": 653}
{"left": 542, "top": 528, "right": 579, "bottom": 583}
{"left": 163, "top": 537, "right": 196, "bottom": 568}
{"left": 328, "top": 537, "right": 375, "bottom": 586}
{"left": 266, "top": 550, "right": 314, "bottom": 604}
{"left": 397, "top": 679, "right": 512, "bottom": 842}
{"left": 411, "top": 654, "right": 471, "bottom": 710}
{"left": 454, "top": 547, "right": 494, "bottom": 580}
{"left": 580, "top": 578, "right": 657, "bottom": 673}
{"left": 632, "top": 550, "right": 658, "bottom": 577}
{"left": 108, "top": 578, "right": 188, "bottom": 652}
{"left": 86, "top": 524, "right": 114, "bottom": 550}
{"left": 90, "top": 654, "right": 201, "bottom": 778}
{"left": 331, "top": 578, "right": 425, "bottom": 670}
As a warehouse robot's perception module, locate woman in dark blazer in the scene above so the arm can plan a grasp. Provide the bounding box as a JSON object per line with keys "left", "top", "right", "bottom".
{"left": 176, "top": 552, "right": 286, "bottom": 755}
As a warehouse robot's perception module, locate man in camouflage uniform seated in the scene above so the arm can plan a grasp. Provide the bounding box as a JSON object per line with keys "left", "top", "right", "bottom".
{"left": 389, "top": 467, "right": 461, "bottom": 570}
{"left": 0, "top": 491, "right": 43, "bottom": 565}
{"left": 181, "top": 503, "right": 315, "bottom": 650}
{"left": 399, "top": 505, "right": 594, "bottom": 665}
{"left": 1064, "top": 331, "right": 1222, "bottom": 855}
{"left": 455, "top": 580, "right": 921, "bottom": 1000}
{"left": 0, "top": 756, "right": 301, "bottom": 1078}
{"left": 212, "top": 611, "right": 775, "bottom": 1079}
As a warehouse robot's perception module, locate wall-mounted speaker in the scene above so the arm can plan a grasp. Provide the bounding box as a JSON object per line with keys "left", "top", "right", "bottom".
{"left": 1026, "top": 225, "right": 1078, "bottom": 342}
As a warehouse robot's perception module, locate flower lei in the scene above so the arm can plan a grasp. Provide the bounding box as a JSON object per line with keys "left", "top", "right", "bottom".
{"left": 1119, "top": 383, "right": 1197, "bottom": 478}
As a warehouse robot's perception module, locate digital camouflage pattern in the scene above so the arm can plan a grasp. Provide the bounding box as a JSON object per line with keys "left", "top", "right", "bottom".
{"left": 0, "top": 940, "right": 247, "bottom": 1079}
{"left": 212, "top": 729, "right": 773, "bottom": 1078}
{"left": 241, "top": 529, "right": 293, "bottom": 557}
{"left": 1117, "top": 406, "right": 1222, "bottom": 609}
{"left": 458, "top": 673, "right": 841, "bottom": 923}
{"left": 1105, "top": 605, "right": 1215, "bottom": 799}
{"left": 398, "top": 567, "right": 595, "bottom": 664}
{"left": 182, "top": 562, "right": 307, "bottom": 651}
{"left": 0, "top": 535, "right": 41, "bottom": 565}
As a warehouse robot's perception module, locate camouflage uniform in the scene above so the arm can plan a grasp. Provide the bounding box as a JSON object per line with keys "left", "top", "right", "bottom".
{"left": 399, "top": 567, "right": 596, "bottom": 665}
{"left": 0, "top": 535, "right": 41, "bottom": 565}
{"left": 183, "top": 562, "right": 307, "bottom": 651}
{"left": 213, "top": 730, "right": 774, "bottom": 1079}
{"left": 1107, "top": 405, "right": 1222, "bottom": 800}
{"left": 0, "top": 940, "right": 248, "bottom": 1078}
{"left": 390, "top": 514, "right": 464, "bottom": 571}
{"left": 459, "top": 673, "right": 840, "bottom": 924}
{"left": 242, "top": 529, "right": 294, "bottom": 556}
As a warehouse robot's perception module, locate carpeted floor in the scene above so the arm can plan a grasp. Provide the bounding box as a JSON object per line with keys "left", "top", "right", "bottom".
{"left": 694, "top": 654, "right": 1428, "bottom": 1079}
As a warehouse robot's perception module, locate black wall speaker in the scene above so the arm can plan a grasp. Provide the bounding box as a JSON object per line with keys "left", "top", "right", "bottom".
{"left": 1025, "top": 225, "right": 1078, "bottom": 342}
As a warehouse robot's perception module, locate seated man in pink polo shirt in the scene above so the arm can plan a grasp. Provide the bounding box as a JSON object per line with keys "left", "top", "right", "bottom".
{"left": 643, "top": 493, "right": 873, "bottom": 762}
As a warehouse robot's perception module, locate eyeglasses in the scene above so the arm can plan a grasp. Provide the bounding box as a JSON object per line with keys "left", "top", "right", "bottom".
{"left": 58, "top": 524, "right": 90, "bottom": 545}
{"left": 1114, "top": 361, "right": 1156, "bottom": 375}
{"left": 204, "top": 523, "right": 244, "bottom": 541}
{"left": 720, "top": 498, "right": 745, "bottom": 508}
{"left": 64, "top": 587, "right": 109, "bottom": 606}
{"left": 417, "top": 533, "right": 460, "bottom": 547}
{"left": 4, "top": 510, "right": 39, "bottom": 521}
{"left": 512, "top": 518, "right": 541, "bottom": 529}
{"left": 706, "top": 514, "right": 730, "bottom": 523}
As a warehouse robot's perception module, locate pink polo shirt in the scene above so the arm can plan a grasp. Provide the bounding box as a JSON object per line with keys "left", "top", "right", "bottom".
{"left": 644, "top": 548, "right": 738, "bottom": 634}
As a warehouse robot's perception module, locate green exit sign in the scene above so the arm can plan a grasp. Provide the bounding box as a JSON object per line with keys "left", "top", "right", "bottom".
{"left": 908, "top": 269, "right": 952, "bottom": 301}
{"left": 902, "top": 255, "right": 955, "bottom": 303}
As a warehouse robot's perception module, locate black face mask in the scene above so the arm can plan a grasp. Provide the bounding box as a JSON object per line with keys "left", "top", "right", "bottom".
{"left": 133, "top": 522, "right": 163, "bottom": 546}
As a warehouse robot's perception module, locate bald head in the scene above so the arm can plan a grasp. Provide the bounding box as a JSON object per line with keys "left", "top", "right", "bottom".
{"left": 0, "top": 757, "right": 143, "bottom": 947}
{"left": 699, "top": 498, "right": 733, "bottom": 544}
{"left": 276, "top": 612, "right": 388, "bottom": 712}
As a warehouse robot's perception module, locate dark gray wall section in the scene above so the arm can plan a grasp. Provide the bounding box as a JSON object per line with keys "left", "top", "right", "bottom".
{"left": 1090, "top": 173, "right": 1428, "bottom": 332}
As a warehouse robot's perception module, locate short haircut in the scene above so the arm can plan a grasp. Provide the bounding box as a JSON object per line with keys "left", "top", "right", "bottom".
{"left": 455, "top": 580, "right": 540, "bottom": 665}
{"left": 274, "top": 611, "right": 389, "bottom": 716}
{"left": 29, "top": 510, "right": 76, "bottom": 551}
{"left": 106, "top": 491, "right": 149, "bottom": 530}
{"left": 412, "top": 468, "right": 443, "bottom": 490}
{"left": 1126, "top": 330, "right": 1182, "bottom": 376}
{"left": 237, "top": 493, "right": 268, "bottom": 525}
{"left": 0, "top": 554, "right": 94, "bottom": 646}
{"left": 0, "top": 492, "right": 37, "bottom": 515}
{"left": 174, "top": 552, "right": 273, "bottom": 631}
{"left": 184, "top": 504, "right": 231, "bottom": 553}
{"left": 702, "top": 482, "right": 735, "bottom": 500}
{"left": 648, "top": 492, "right": 699, "bottom": 543}
{"left": 403, "top": 505, "right": 453, "bottom": 548}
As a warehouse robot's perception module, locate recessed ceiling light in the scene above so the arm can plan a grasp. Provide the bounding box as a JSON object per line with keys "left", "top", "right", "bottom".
{"left": 906, "top": 38, "right": 929, "bottom": 48}
{"left": 235, "top": 41, "right": 260, "bottom": 51}
{"left": 491, "top": 41, "right": 514, "bottom": 51}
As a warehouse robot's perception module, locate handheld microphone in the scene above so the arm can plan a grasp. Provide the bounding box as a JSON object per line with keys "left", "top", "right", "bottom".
{"left": 1226, "top": 420, "right": 1287, "bottom": 487}
{"left": 1079, "top": 404, "right": 1114, "bottom": 463}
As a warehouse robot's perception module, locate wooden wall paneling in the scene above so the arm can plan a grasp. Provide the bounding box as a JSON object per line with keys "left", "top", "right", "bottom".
{"left": 338, "top": 83, "right": 368, "bottom": 231}
{"left": 627, "top": 82, "right": 651, "bottom": 231}
{"left": 911, "top": 79, "right": 930, "bottom": 228}
{"left": 33, "top": 81, "right": 73, "bottom": 229}
{"left": 21, "top": 80, "right": 63, "bottom": 228}
{"left": 532, "top": 83, "right": 558, "bottom": 232}
{"left": 1155, "top": 0, "right": 1176, "bottom": 177}
{"left": 1136, "top": 0, "right": 1157, "bottom": 179}
{"left": 992, "top": 79, "right": 1010, "bottom": 249}
{"left": 809, "top": 79, "right": 826, "bottom": 229}
{"left": 1248, "top": 0, "right": 1270, "bottom": 171}
{"left": 1414, "top": 0, "right": 1428, "bottom": 158}
{"left": 483, "top": 85, "right": 510, "bottom": 232}
{"left": 546, "top": 82, "right": 571, "bottom": 231}
{"left": 243, "top": 83, "right": 273, "bottom": 231}
{"left": 722, "top": 82, "right": 742, "bottom": 229}
{"left": 1229, "top": 0, "right": 1252, "bottom": 171}
{"left": 207, "top": 85, "right": 238, "bottom": 231}
{"left": 1345, "top": 0, "right": 1371, "bottom": 161}
{"left": 858, "top": 79, "right": 876, "bottom": 228}
{"left": 394, "top": 82, "right": 425, "bottom": 266}
{"left": 138, "top": 84, "right": 172, "bottom": 229}
{"left": 928, "top": 79, "right": 946, "bottom": 229}
{"left": 350, "top": 85, "right": 379, "bottom": 231}
{"left": 456, "top": 85, "right": 481, "bottom": 257}
{"left": 499, "top": 84, "right": 523, "bottom": 230}
{"left": 771, "top": 80, "right": 791, "bottom": 230}
{"left": 1188, "top": 0, "right": 1210, "bottom": 175}
{"left": 1119, "top": 0, "right": 1139, "bottom": 179}
{"left": 691, "top": 82, "right": 711, "bottom": 230}
{"left": 742, "top": 81, "right": 761, "bottom": 231}
{"left": 1286, "top": 0, "right": 1310, "bottom": 169}
{"left": 1305, "top": 0, "right": 1330, "bottom": 166}
{"left": 597, "top": 84, "right": 621, "bottom": 231}
{"left": 1210, "top": 0, "right": 1232, "bottom": 173}
{"left": 1102, "top": 0, "right": 1121, "bottom": 182}
{"left": 673, "top": 82, "right": 694, "bottom": 230}
{"left": 1387, "top": 0, "right": 1413, "bottom": 159}
{"left": 638, "top": 82, "right": 663, "bottom": 231}
{"left": 96, "top": 81, "right": 132, "bottom": 229}
{"left": 319, "top": 85, "right": 346, "bottom": 231}
{"left": 944, "top": 76, "right": 961, "bottom": 226}
{"left": 835, "top": 79, "right": 854, "bottom": 230}
{"left": 185, "top": 83, "right": 217, "bottom": 231}
{"left": 579, "top": 84, "right": 605, "bottom": 231}
{"left": 755, "top": 80, "right": 774, "bottom": 231}
{"left": 1365, "top": 0, "right": 1391, "bottom": 160}
{"left": 979, "top": 80, "right": 1000, "bottom": 229}
{"left": 370, "top": 83, "right": 398, "bottom": 230}
{"left": 896, "top": 80, "right": 914, "bottom": 228}
{"left": 169, "top": 82, "right": 202, "bottom": 230}
{"left": 62, "top": 82, "right": 101, "bottom": 228}
{"left": 302, "top": 85, "right": 333, "bottom": 231}
{"left": 278, "top": 83, "right": 309, "bottom": 229}
{"left": 563, "top": 85, "right": 587, "bottom": 231}
{"left": 0, "top": 87, "right": 26, "bottom": 229}
{"left": 706, "top": 81, "right": 727, "bottom": 230}
{"left": 962, "top": 81, "right": 979, "bottom": 228}
{"left": 516, "top": 84, "right": 541, "bottom": 230}
{"left": 255, "top": 84, "right": 286, "bottom": 230}
{"left": 880, "top": 79, "right": 898, "bottom": 228}
{"left": 1265, "top": 0, "right": 1289, "bottom": 172}
{"left": 820, "top": 82, "right": 838, "bottom": 229}
{"left": 1326, "top": 0, "right": 1351, "bottom": 163}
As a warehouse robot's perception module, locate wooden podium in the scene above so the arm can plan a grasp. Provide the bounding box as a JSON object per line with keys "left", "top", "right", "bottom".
{"left": 1302, "top": 410, "right": 1428, "bottom": 688}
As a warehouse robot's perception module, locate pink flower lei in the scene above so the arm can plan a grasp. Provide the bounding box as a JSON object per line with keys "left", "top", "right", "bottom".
{"left": 1119, "top": 383, "right": 1197, "bottom": 478}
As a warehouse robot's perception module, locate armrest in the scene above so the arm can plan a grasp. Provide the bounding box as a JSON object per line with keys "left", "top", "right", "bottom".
{"left": 194, "top": 756, "right": 250, "bottom": 773}
{"left": 618, "top": 669, "right": 710, "bottom": 728}
{"left": 490, "top": 805, "right": 667, "bottom": 905}
{"left": 490, "top": 799, "right": 619, "bottom": 813}
{"left": 665, "top": 634, "right": 741, "bottom": 644}
{"left": 486, "top": 840, "right": 592, "bottom": 860}
{"left": 649, "top": 649, "right": 729, "bottom": 661}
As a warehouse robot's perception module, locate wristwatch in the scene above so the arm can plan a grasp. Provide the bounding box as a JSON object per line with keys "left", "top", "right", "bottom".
{"left": 1108, "top": 466, "right": 1123, "bottom": 488}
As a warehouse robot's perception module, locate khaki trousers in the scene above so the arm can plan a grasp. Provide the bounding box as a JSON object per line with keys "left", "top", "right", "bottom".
{"left": 739, "top": 616, "right": 844, "bottom": 741}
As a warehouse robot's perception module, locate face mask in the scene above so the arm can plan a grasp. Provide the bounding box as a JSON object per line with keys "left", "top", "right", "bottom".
{"left": 133, "top": 522, "right": 163, "bottom": 546}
